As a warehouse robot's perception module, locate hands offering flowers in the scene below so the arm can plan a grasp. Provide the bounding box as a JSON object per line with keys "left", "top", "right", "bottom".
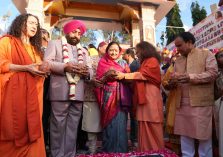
{"left": 99, "top": 69, "right": 127, "bottom": 82}
{"left": 169, "top": 72, "right": 190, "bottom": 84}
{"left": 26, "top": 61, "right": 50, "bottom": 77}
{"left": 115, "top": 72, "right": 125, "bottom": 80}
{"left": 104, "top": 70, "right": 126, "bottom": 81}
{"left": 102, "top": 69, "right": 117, "bottom": 80}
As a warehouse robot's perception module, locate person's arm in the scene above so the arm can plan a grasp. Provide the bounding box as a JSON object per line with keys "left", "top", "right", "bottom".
{"left": 9, "top": 63, "right": 47, "bottom": 76}
{"left": 116, "top": 58, "right": 162, "bottom": 88}
{"left": 189, "top": 51, "right": 218, "bottom": 84}
{"left": 44, "top": 40, "right": 66, "bottom": 75}
{"left": 122, "top": 72, "right": 147, "bottom": 80}
{"left": 117, "top": 58, "right": 160, "bottom": 81}
{"left": 0, "top": 37, "right": 47, "bottom": 76}
{"left": 9, "top": 64, "right": 27, "bottom": 71}
{"left": 0, "top": 37, "right": 12, "bottom": 74}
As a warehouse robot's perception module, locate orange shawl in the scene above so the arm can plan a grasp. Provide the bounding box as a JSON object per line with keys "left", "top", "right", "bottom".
{"left": 161, "top": 65, "right": 177, "bottom": 134}
{"left": 134, "top": 57, "right": 161, "bottom": 105}
{"left": 0, "top": 35, "right": 41, "bottom": 146}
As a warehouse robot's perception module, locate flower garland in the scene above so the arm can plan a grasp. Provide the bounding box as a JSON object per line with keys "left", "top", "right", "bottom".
{"left": 62, "top": 36, "right": 84, "bottom": 100}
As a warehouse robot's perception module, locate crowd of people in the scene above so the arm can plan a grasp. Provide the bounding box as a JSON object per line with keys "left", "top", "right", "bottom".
{"left": 0, "top": 13, "right": 222, "bottom": 157}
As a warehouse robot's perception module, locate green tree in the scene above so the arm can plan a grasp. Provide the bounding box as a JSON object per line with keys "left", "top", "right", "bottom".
{"left": 99, "top": 30, "right": 130, "bottom": 44}
{"left": 100, "top": 30, "right": 111, "bottom": 42}
{"left": 191, "top": 1, "right": 207, "bottom": 26}
{"left": 160, "top": 31, "right": 165, "bottom": 47}
{"left": 116, "top": 31, "right": 131, "bottom": 44}
{"left": 165, "top": 3, "right": 185, "bottom": 45}
{"left": 51, "top": 27, "right": 97, "bottom": 47}
{"left": 80, "top": 29, "right": 97, "bottom": 47}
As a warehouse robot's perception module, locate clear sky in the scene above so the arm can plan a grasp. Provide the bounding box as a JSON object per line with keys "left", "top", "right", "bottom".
{"left": 0, "top": 0, "right": 19, "bottom": 32}
{"left": 156, "top": 0, "right": 220, "bottom": 46}
{"left": 0, "top": 0, "right": 220, "bottom": 46}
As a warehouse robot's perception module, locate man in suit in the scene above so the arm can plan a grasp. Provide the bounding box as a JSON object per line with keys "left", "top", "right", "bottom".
{"left": 44, "top": 20, "right": 92, "bottom": 157}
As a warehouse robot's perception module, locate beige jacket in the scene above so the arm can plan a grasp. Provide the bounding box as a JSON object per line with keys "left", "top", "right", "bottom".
{"left": 174, "top": 48, "right": 218, "bottom": 107}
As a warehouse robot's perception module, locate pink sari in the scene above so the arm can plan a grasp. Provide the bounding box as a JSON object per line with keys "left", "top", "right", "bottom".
{"left": 95, "top": 54, "right": 131, "bottom": 128}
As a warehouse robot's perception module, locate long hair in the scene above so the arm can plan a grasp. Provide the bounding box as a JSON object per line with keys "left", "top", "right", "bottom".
{"left": 136, "top": 41, "right": 161, "bottom": 63}
{"left": 8, "top": 13, "right": 42, "bottom": 53}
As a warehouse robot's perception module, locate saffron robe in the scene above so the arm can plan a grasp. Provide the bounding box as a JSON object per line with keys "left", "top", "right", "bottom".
{"left": 124, "top": 57, "right": 164, "bottom": 151}
{"left": 0, "top": 36, "right": 46, "bottom": 157}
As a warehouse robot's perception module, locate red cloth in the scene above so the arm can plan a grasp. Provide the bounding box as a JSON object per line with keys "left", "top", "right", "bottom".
{"left": 133, "top": 57, "right": 161, "bottom": 105}
{"left": 77, "top": 149, "right": 178, "bottom": 157}
{"left": 96, "top": 54, "right": 126, "bottom": 81}
{"left": 0, "top": 35, "right": 41, "bottom": 146}
{"left": 138, "top": 121, "right": 164, "bottom": 151}
{"left": 95, "top": 54, "right": 129, "bottom": 128}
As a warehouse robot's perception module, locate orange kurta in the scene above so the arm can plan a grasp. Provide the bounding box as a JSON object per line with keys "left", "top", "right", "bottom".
{"left": 0, "top": 37, "right": 46, "bottom": 157}
{"left": 124, "top": 57, "right": 164, "bottom": 151}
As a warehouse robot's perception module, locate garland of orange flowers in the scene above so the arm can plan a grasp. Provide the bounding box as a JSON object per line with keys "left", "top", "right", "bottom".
{"left": 62, "top": 36, "right": 83, "bottom": 100}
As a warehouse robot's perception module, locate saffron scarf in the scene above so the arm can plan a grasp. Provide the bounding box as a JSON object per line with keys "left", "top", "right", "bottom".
{"left": 133, "top": 57, "right": 161, "bottom": 105}
{"left": 0, "top": 35, "right": 41, "bottom": 146}
{"left": 162, "top": 65, "right": 177, "bottom": 134}
{"left": 95, "top": 54, "right": 130, "bottom": 128}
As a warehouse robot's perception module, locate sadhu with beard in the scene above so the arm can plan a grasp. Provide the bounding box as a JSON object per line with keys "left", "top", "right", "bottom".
{"left": 44, "top": 20, "right": 93, "bottom": 157}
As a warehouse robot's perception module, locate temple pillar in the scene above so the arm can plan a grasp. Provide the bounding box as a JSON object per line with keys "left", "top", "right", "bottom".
{"left": 25, "top": 0, "right": 44, "bottom": 26}
{"left": 131, "top": 20, "right": 141, "bottom": 47}
{"left": 140, "top": 4, "right": 156, "bottom": 45}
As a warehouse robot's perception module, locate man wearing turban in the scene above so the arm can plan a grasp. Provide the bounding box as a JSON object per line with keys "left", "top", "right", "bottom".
{"left": 44, "top": 20, "right": 93, "bottom": 157}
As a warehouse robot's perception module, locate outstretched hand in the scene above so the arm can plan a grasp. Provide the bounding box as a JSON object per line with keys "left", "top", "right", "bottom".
{"left": 115, "top": 71, "right": 125, "bottom": 80}
{"left": 26, "top": 63, "right": 48, "bottom": 77}
{"left": 39, "top": 61, "right": 51, "bottom": 76}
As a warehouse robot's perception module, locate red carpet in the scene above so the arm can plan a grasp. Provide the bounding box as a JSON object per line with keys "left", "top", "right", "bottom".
{"left": 77, "top": 149, "right": 179, "bottom": 157}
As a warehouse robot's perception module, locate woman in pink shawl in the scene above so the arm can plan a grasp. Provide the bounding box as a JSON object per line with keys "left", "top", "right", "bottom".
{"left": 95, "top": 41, "right": 131, "bottom": 153}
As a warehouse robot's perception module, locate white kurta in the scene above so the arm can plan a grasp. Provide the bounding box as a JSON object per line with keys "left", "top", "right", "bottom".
{"left": 82, "top": 56, "right": 101, "bottom": 132}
